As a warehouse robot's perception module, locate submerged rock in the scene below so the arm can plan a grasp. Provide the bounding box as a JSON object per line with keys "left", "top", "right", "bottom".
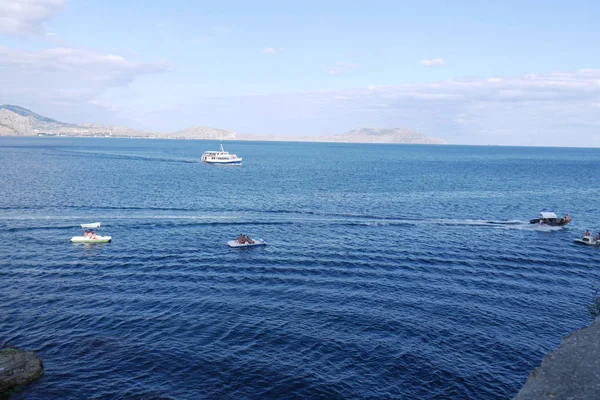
{"left": 514, "top": 317, "right": 600, "bottom": 399}
{"left": 0, "top": 348, "right": 43, "bottom": 395}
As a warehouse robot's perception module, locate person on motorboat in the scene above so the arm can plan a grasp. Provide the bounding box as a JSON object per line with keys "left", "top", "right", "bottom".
{"left": 236, "top": 234, "right": 255, "bottom": 244}
{"left": 595, "top": 233, "right": 600, "bottom": 241}
{"left": 243, "top": 235, "right": 255, "bottom": 244}
{"left": 583, "top": 230, "right": 592, "bottom": 238}
{"left": 564, "top": 214, "right": 570, "bottom": 222}
{"left": 237, "top": 234, "right": 250, "bottom": 244}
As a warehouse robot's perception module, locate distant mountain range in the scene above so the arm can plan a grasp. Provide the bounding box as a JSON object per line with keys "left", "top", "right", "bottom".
{"left": 323, "top": 128, "right": 446, "bottom": 144}
{"left": 0, "top": 105, "right": 446, "bottom": 144}
{"left": 0, "top": 105, "right": 234, "bottom": 140}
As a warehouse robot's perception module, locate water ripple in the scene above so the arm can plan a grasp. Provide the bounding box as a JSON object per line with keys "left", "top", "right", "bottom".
{"left": 2, "top": 139, "right": 600, "bottom": 399}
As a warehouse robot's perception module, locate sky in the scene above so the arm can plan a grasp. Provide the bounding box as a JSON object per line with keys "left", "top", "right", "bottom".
{"left": 1, "top": 0, "right": 600, "bottom": 146}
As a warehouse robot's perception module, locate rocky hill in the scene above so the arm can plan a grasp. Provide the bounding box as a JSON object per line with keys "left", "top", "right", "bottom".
{"left": 0, "top": 108, "right": 34, "bottom": 136}
{"left": 0, "top": 105, "right": 447, "bottom": 144}
{"left": 169, "top": 126, "right": 236, "bottom": 140}
{"left": 0, "top": 105, "right": 237, "bottom": 140}
{"left": 237, "top": 128, "right": 446, "bottom": 144}
{"left": 331, "top": 128, "right": 446, "bottom": 144}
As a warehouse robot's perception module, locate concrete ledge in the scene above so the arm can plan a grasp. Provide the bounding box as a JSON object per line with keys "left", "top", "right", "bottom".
{"left": 514, "top": 318, "right": 600, "bottom": 399}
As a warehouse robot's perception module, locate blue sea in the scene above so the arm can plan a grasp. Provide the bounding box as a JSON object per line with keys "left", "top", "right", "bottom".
{"left": 1, "top": 137, "right": 599, "bottom": 399}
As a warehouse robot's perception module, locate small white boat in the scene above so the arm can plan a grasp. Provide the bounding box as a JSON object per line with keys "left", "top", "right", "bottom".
{"left": 227, "top": 238, "right": 267, "bottom": 248}
{"left": 70, "top": 222, "right": 112, "bottom": 243}
{"left": 574, "top": 235, "right": 600, "bottom": 246}
{"left": 201, "top": 144, "right": 242, "bottom": 165}
{"left": 529, "top": 211, "right": 571, "bottom": 226}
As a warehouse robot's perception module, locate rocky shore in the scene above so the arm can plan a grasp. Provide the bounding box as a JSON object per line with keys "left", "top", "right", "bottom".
{"left": 514, "top": 317, "right": 600, "bottom": 399}
{"left": 0, "top": 349, "right": 43, "bottom": 396}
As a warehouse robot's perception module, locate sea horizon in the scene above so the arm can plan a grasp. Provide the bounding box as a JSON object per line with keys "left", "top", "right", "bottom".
{"left": 6, "top": 135, "right": 600, "bottom": 150}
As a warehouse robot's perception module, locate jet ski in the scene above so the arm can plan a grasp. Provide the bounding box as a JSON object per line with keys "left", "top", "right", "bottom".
{"left": 574, "top": 235, "right": 600, "bottom": 246}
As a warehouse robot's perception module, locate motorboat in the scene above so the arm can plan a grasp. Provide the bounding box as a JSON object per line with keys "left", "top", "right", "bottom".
{"left": 227, "top": 237, "right": 266, "bottom": 248}
{"left": 70, "top": 222, "right": 112, "bottom": 243}
{"left": 529, "top": 211, "right": 571, "bottom": 226}
{"left": 201, "top": 144, "right": 242, "bottom": 165}
{"left": 574, "top": 234, "right": 600, "bottom": 246}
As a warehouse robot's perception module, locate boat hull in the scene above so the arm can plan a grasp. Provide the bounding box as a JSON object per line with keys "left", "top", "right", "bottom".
{"left": 71, "top": 236, "right": 112, "bottom": 243}
{"left": 227, "top": 239, "right": 266, "bottom": 248}
{"left": 529, "top": 219, "right": 570, "bottom": 226}
{"left": 203, "top": 160, "right": 242, "bottom": 165}
{"left": 574, "top": 238, "right": 600, "bottom": 246}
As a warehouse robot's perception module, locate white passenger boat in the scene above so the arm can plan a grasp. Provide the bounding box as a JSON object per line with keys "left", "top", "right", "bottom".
{"left": 201, "top": 144, "right": 242, "bottom": 165}
{"left": 70, "top": 222, "right": 112, "bottom": 243}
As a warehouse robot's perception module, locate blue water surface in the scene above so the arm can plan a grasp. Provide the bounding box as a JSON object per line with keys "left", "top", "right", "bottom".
{"left": 1, "top": 137, "right": 600, "bottom": 399}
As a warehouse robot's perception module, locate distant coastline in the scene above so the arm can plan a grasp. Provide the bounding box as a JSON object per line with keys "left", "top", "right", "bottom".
{"left": 0, "top": 104, "right": 447, "bottom": 145}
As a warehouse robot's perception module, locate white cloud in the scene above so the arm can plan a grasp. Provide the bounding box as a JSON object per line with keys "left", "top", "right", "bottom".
{"left": 0, "top": 45, "right": 170, "bottom": 121}
{"left": 88, "top": 99, "right": 122, "bottom": 112}
{"left": 262, "top": 47, "right": 283, "bottom": 54}
{"left": 327, "top": 62, "right": 357, "bottom": 76}
{"left": 0, "top": 46, "right": 170, "bottom": 88}
{"left": 420, "top": 58, "right": 445, "bottom": 67}
{"left": 0, "top": 0, "right": 65, "bottom": 36}
{"left": 144, "top": 69, "right": 600, "bottom": 147}
{"left": 3, "top": 39, "right": 600, "bottom": 147}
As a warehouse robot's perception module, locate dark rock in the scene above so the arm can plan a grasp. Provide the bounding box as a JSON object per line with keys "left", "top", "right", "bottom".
{"left": 0, "top": 348, "right": 44, "bottom": 395}
{"left": 514, "top": 317, "right": 600, "bottom": 399}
